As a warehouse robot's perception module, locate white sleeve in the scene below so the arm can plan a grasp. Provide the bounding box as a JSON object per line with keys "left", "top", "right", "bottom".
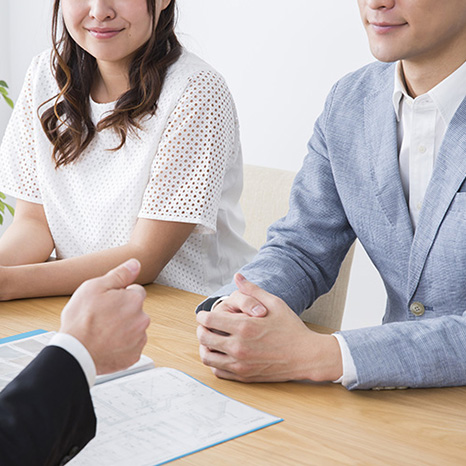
{"left": 0, "top": 56, "right": 42, "bottom": 203}
{"left": 332, "top": 333, "right": 358, "bottom": 387}
{"left": 138, "top": 70, "right": 238, "bottom": 234}
{"left": 48, "top": 333, "right": 97, "bottom": 388}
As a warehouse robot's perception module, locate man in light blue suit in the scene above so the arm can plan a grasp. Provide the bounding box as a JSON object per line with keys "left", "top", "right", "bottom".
{"left": 196, "top": 0, "right": 466, "bottom": 390}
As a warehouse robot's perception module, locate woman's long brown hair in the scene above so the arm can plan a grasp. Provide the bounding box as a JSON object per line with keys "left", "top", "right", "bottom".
{"left": 40, "top": 0, "right": 181, "bottom": 168}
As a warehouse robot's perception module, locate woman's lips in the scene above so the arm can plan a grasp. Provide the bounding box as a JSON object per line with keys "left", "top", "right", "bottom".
{"left": 87, "top": 28, "right": 123, "bottom": 39}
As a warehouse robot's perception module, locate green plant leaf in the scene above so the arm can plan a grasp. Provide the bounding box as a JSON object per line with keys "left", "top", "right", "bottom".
{"left": 0, "top": 192, "right": 5, "bottom": 199}
{"left": 0, "top": 215, "right": 3, "bottom": 226}
{"left": 0, "top": 87, "right": 7, "bottom": 96}
{"left": 0, "top": 203, "right": 4, "bottom": 213}
{"left": 6, "top": 204, "right": 15, "bottom": 216}
{"left": 0, "top": 80, "right": 8, "bottom": 88}
{"left": 3, "top": 95, "right": 14, "bottom": 109}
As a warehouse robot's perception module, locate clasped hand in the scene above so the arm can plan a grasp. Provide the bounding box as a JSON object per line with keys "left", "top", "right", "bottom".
{"left": 196, "top": 274, "right": 343, "bottom": 383}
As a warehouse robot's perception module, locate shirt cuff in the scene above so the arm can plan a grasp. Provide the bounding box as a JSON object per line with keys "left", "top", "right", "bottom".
{"left": 211, "top": 296, "right": 229, "bottom": 310}
{"left": 331, "top": 333, "right": 357, "bottom": 387}
{"left": 195, "top": 295, "right": 229, "bottom": 313}
{"left": 49, "top": 333, "right": 97, "bottom": 388}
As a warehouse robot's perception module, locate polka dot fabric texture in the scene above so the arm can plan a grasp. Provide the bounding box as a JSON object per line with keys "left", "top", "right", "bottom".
{"left": 0, "top": 60, "right": 42, "bottom": 203}
{"left": 0, "top": 50, "right": 256, "bottom": 295}
{"left": 139, "top": 70, "right": 235, "bottom": 234}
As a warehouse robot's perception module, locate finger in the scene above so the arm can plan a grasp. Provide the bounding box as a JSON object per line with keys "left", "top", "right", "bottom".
{"left": 200, "top": 347, "right": 255, "bottom": 382}
{"left": 196, "top": 310, "right": 245, "bottom": 335}
{"left": 211, "top": 368, "right": 277, "bottom": 383}
{"left": 99, "top": 259, "right": 141, "bottom": 291}
{"left": 196, "top": 325, "right": 230, "bottom": 353}
{"left": 211, "top": 367, "right": 249, "bottom": 382}
{"left": 234, "top": 273, "right": 279, "bottom": 310}
{"left": 222, "top": 290, "right": 268, "bottom": 317}
{"left": 199, "top": 344, "right": 233, "bottom": 370}
{"left": 126, "top": 283, "right": 147, "bottom": 300}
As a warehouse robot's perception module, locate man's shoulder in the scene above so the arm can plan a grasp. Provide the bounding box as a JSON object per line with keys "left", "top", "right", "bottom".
{"left": 334, "top": 61, "right": 395, "bottom": 98}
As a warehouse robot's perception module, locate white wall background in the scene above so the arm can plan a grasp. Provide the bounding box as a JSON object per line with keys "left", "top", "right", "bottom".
{"left": 0, "top": 0, "right": 386, "bottom": 330}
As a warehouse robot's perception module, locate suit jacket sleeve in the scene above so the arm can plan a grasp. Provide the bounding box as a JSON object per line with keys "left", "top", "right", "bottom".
{"left": 203, "top": 70, "right": 466, "bottom": 391}
{"left": 206, "top": 81, "right": 357, "bottom": 312}
{"left": 0, "top": 345, "right": 96, "bottom": 465}
{"left": 338, "top": 314, "right": 466, "bottom": 390}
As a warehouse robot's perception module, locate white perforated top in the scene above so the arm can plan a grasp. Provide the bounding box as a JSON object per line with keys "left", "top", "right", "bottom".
{"left": 0, "top": 49, "right": 256, "bottom": 294}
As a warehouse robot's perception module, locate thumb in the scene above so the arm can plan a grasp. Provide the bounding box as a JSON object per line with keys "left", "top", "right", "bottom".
{"left": 234, "top": 273, "right": 273, "bottom": 316}
{"left": 100, "top": 259, "right": 141, "bottom": 291}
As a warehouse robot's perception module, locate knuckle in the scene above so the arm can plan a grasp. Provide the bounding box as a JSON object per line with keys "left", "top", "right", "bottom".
{"left": 231, "top": 361, "right": 249, "bottom": 377}
{"left": 196, "top": 325, "right": 205, "bottom": 342}
{"left": 79, "top": 279, "right": 97, "bottom": 294}
{"left": 211, "top": 367, "right": 222, "bottom": 378}
{"left": 198, "top": 346, "right": 211, "bottom": 365}
{"left": 139, "top": 286, "right": 147, "bottom": 299}
{"left": 229, "top": 342, "right": 247, "bottom": 360}
{"left": 197, "top": 311, "right": 211, "bottom": 326}
{"left": 141, "top": 313, "right": 151, "bottom": 329}
{"left": 237, "top": 320, "right": 256, "bottom": 339}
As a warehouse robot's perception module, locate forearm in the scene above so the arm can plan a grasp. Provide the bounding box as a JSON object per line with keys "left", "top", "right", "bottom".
{"left": 212, "top": 150, "right": 356, "bottom": 314}
{"left": 2, "top": 242, "right": 158, "bottom": 300}
{"left": 1, "top": 217, "right": 195, "bottom": 300}
{"left": 0, "top": 219, "right": 54, "bottom": 266}
{"left": 339, "top": 314, "right": 466, "bottom": 389}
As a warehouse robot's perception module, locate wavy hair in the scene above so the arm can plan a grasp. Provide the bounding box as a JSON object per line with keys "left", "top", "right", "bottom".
{"left": 40, "top": 0, "right": 181, "bottom": 168}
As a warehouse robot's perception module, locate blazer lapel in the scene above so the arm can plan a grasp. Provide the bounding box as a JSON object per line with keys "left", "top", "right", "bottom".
{"left": 364, "top": 82, "right": 414, "bottom": 253}
{"left": 408, "top": 98, "right": 466, "bottom": 300}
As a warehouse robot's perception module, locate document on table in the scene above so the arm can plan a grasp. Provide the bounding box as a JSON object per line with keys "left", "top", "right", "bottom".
{"left": 69, "top": 367, "right": 282, "bottom": 466}
{"left": 0, "top": 330, "right": 51, "bottom": 390}
{"left": 0, "top": 331, "right": 282, "bottom": 464}
{"left": 0, "top": 330, "right": 153, "bottom": 390}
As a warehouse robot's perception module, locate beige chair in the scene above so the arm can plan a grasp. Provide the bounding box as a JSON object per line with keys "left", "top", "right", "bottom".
{"left": 240, "top": 164, "right": 354, "bottom": 331}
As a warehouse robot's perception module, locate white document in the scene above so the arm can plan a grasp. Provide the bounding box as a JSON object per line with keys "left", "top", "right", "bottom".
{"left": 0, "top": 331, "right": 53, "bottom": 390}
{"left": 0, "top": 331, "right": 153, "bottom": 390}
{"left": 0, "top": 331, "right": 282, "bottom": 464}
{"left": 69, "top": 367, "right": 282, "bottom": 466}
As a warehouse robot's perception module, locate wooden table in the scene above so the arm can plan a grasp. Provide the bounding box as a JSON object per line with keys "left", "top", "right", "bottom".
{"left": 1, "top": 285, "right": 465, "bottom": 465}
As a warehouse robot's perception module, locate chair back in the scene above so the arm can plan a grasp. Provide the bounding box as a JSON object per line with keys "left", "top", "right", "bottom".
{"left": 240, "top": 164, "right": 354, "bottom": 330}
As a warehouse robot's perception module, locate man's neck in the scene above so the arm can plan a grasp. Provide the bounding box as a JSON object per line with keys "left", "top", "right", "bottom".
{"left": 401, "top": 44, "right": 466, "bottom": 98}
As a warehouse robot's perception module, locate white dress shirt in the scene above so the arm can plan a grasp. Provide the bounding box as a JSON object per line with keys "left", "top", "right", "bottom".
{"left": 335, "top": 59, "right": 466, "bottom": 387}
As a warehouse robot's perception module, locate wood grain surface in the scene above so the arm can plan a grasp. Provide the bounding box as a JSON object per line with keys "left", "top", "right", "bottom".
{"left": 1, "top": 284, "right": 465, "bottom": 465}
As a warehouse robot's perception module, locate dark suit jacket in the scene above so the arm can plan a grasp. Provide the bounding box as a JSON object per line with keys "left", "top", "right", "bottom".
{"left": 0, "top": 346, "right": 96, "bottom": 465}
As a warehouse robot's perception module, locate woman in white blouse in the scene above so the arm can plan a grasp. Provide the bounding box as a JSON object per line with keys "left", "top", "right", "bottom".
{"left": 0, "top": 0, "right": 255, "bottom": 299}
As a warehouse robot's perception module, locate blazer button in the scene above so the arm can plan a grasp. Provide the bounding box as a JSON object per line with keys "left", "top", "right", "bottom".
{"left": 410, "top": 302, "right": 425, "bottom": 316}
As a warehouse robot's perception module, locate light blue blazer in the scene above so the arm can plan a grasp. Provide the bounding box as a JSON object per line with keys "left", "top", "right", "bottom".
{"left": 214, "top": 61, "right": 466, "bottom": 389}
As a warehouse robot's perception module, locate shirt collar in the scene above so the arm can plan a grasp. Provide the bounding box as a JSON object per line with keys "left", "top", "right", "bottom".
{"left": 392, "top": 62, "right": 406, "bottom": 122}
{"left": 392, "top": 60, "right": 466, "bottom": 125}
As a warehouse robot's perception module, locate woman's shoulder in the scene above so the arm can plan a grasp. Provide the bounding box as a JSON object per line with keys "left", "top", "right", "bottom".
{"left": 27, "top": 49, "right": 55, "bottom": 76}
{"left": 24, "top": 49, "right": 57, "bottom": 96}
{"left": 166, "top": 49, "right": 227, "bottom": 88}
{"left": 163, "top": 49, "right": 231, "bottom": 105}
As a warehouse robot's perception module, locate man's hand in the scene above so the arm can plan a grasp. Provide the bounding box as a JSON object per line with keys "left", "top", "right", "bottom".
{"left": 196, "top": 274, "right": 342, "bottom": 383}
{"left": 60, "top": 259, "right": 150, "bottom": 375}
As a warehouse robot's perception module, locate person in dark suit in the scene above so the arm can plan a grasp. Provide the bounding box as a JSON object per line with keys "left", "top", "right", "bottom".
{"left": 0, "top": 258, "right": 150, "bottom": 465}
